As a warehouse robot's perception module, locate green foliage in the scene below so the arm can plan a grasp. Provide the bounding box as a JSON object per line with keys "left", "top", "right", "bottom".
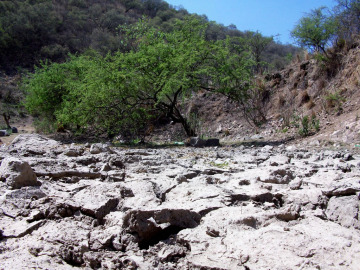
{"left": 297, "top": 115, "right": 321, "bottom": 137}
{"left": 244, "top": 31, "right": 273, "bottom": 73}
{"left": 333, "top": 0, "right": 360, "bottom": 41}
{"left": 0, "top": 75, "right": 23, "bottom": 128}
{"left": 0, "top": 0, "right": 300, "bottom": 74}
{"left": 311, "top": 115, "right": 320, "bottom": 132}
{"left": 23, "top": 17, "right": 254, "bottom": 138}
{"left": 325, "top": 90, "right": 346, "bottom": 112}
{"left": 209, "top": 161, "right": 229, "bottom": 169}
{"left": 281, "top": 127, "right": 289, "bottom": 133}
{"left": 291, "top": 113, "right": 301, "bottom": 128}
{"left": 280, "top": 111, "right": 320, "bottom": 137}
{"left": 298, "top": 115, "right": 310, "bottom": 137}
{"left": 291, "top": 7, "right": 337, "bottom": 56}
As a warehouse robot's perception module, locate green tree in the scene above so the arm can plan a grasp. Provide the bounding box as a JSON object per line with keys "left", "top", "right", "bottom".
{"left": 333, "top": 0, "right": 360, "bottom": 40}
{"left": 291, "top": 7, "right": 337, "bottom": 56}
{"left": 115, "top": 17, "right": 253, "bottom": 136}
{"left": 120, "top": 0, "right": 141, "bottom": 13}
{"left": 24, "top": 17, "right": 254, "bottom": 138}
{"left": 244, "top": 31, "right": 273, "bottom": 73}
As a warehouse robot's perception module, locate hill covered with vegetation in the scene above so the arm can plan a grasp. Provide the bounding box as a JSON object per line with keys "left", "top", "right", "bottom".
{"left": 0, "top": 0, "right": 299, "bottom": 74}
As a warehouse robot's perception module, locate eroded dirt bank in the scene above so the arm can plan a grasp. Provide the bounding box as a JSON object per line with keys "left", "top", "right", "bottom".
{"left": 0, "top": 134, "right": 360, "bottom": 269}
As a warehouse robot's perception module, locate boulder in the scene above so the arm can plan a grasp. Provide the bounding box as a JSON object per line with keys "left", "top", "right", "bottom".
{"left": 8, "top": 134, "right": 60, "bottom": 155}
{"left": 71, "top": 183, "right": 122, "bottom": 219}
{"left": 187, "top": 137, "right": 220, "bottom": 147}
{"left": 187, "top": 137, "right": 206, "bottom": 147}
{"left": 325, "top": 195, "right": 360, "bottom": 229}
{"left": 205, "top": 138, "right": 220, "bottom": 147}
{"left": 90, "top": 143, "right": 111, "bottom": 154}
{"left": 0, "top": 157, "right": 39, "bottom": 189}
{"left": 0, "top": 130, "right": 9, "bottom": 136}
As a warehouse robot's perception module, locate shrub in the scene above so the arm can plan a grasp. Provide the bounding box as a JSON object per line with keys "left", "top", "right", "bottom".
{"left": 325, "top": 90, "right": 346, "bottom": 112}
{"left": 298, "top": 115, "right": 310, "bottom": 136}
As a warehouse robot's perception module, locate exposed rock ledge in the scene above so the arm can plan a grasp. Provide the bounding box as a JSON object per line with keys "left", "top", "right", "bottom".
{"left": 0, "top": 134, "right": 360, "bottom": 269}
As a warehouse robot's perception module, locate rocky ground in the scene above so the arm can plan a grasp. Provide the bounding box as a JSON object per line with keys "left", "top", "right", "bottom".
{"left": 0, "top": 134, "right": 359, "bottom": 269}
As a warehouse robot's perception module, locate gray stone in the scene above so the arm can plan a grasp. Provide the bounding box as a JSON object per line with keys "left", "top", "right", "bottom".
{"left": 158, "top": 245, "right": 186, "bottom": 262}
{"left": 90, "top": 143, "right": 110, "bottom": 154}
{"left": 72, "top": 183, "right": 121, "bottom": 219}
{"left": 63, "top": 148, "right": 83, "bottom": 157}
{"left": 205, "top": 138, "right": 220, "bottom": 147}
{"left": 326, "top": 195, "right": 360, "bottom": 229}
{"left": 0, "top": 130, "right": 9, "bottom": 136}
{"left": 187, "top": 137, "right": 206, "bottom": 147}
{"left": 0, "top": 157, "right": 39, "bottom": 189}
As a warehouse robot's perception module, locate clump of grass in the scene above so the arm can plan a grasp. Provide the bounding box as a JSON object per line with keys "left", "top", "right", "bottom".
{"left": 209, "top": 161, "right": 229, "bottom": 169}
{"left": 325, "top": 90, "right": 346, "bottom": 113}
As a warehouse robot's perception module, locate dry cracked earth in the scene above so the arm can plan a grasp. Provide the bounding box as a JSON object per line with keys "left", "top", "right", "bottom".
{"left": 0, "top": 134, "right": 360, "bottom": 269}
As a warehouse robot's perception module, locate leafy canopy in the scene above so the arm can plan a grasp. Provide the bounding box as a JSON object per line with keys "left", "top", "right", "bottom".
{"left": 291, "top": 7, "right": 337, "bottom": 55}
{"left": 24, "top": 16, "right": 254, "bottom": 138}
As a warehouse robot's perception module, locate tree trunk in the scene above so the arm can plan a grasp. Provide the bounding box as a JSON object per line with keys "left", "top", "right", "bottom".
{"left": 181, "top": 118, "right": 197, "bottom": 137}
{"left": 2, "top": 113, "right": 11, "bottom": 129}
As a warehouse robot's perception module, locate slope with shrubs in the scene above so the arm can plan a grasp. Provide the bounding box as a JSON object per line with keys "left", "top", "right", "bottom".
{"left": 155, "top": 0, "right": 360, "bottom": 145}
{"left": 0, "top": 0, "right": 298, "bottom": 74}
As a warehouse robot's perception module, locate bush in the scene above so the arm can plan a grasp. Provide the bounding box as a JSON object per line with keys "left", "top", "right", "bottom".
{"left": 298, "top": 114, "right": 320, "bottom": 137}
{"left": 291, "top": 7, "right": 337, "bottom": 57}
{"left": 298, "top": 115, "right": 310, "bottom": 136}
{"left": 325, "top": 90, "right": 346, "bottom": 112}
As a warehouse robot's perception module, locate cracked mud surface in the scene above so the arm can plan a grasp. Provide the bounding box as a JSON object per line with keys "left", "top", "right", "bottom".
{"left": 1, "top": 134, "right": 360, "bottom": 269}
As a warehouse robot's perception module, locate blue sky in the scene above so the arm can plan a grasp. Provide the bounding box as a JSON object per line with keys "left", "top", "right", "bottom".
{"left": 165, "top": 0, "right": 338, "bottom": 44}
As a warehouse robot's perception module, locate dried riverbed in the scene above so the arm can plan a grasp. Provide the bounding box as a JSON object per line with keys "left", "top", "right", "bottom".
{"left": 0, "top": 134, "right": 360, "bottom": 269}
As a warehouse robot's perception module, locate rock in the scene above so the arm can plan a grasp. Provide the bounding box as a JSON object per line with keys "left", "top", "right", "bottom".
{"left": 325, "top": 195, "right": 360, "bottom": 229}
{"left": 300, "top": 60, "right": 310, "bottom": 70}
{"left": 186, "top": 137, "right": 220, "bottom": 147}
{"left": 122, "top": 209, "right": 201, "bottom": 249}
{"left": 0, "top": 157, "right": 39, "bottom": 189}
{"left": 1, "top": 220, "right": 45, "bottom": 238}
{"left": 251, "top": 134, "right": 264, "bottom": 140}
{"left": 322, "top": 178, "right": 360, "bottom": 197}
{"left": 63, "top": 147, "right": 83, "bottom": 157}
{"left": 276, "top": 205, "right": 300, "bottom": 221}
{"left": 100, "top": 163, "right": 112, "bottom": 172}
{"left": 11, "top": 127, "right": 18, "bottom": 133}
{"left": 8, "top": 134, "right": 60, "bottom": 155}
{"left": 5, "top": 186, "right": 47, "bottom": 200}
{"left": 90, "top": 143, "right": 110, "bottom": 154}
{"left": 289, "top": 178, "right": 302, "bottom": 190}
{"left": 72, "top": 183, "right": 121, "bottom": 219}
{"left": 261, "top": 167, "right": 295, "bottom": 184}
{"left": 0, "top": 130, "right": 9, "bottom": 136}
{"left": 205, "top": 138, "right": 220, "bottom": 147}
{"left": 261, "top": 145, "right": 274, "bottom": 152}
{"left": 187, "top": 137, "right": 206, "bottom": 147}
{"left": 89, "top": 226, "right": 119, "bottom": 250}
{"left": 158, "top": 245, "right": 186, "bottom": 262}
{"left": 309, "top": 140, "right": 320, "bottom": 146}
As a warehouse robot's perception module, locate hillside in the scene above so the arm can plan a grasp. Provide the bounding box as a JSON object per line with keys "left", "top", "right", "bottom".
{"left": 148, "top": 39, "right": 359, "bottom": 149}
{"left": 0, "top": 0, "right": 298, "bottom": 74}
